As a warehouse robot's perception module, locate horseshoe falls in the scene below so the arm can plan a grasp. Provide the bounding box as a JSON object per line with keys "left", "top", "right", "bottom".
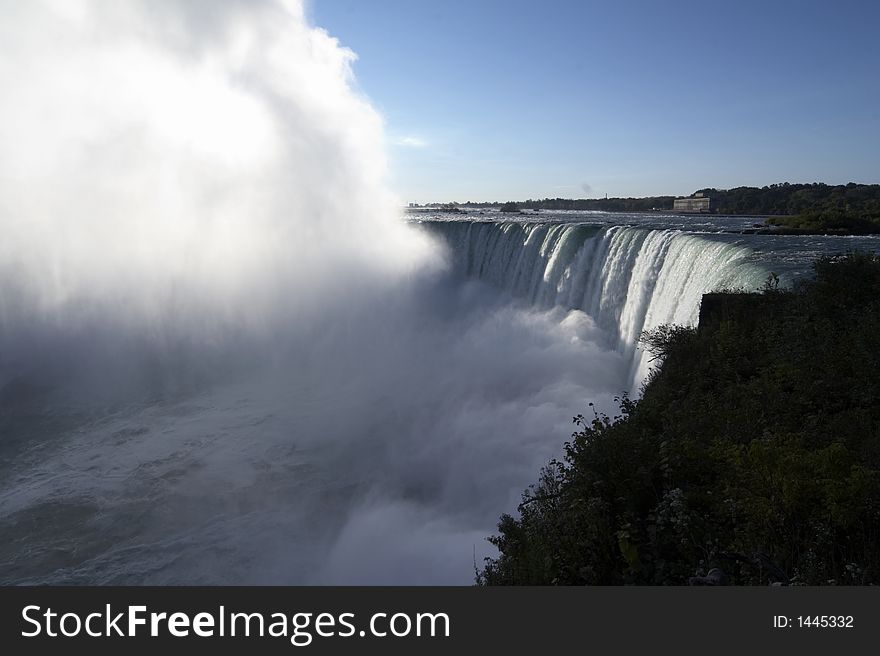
{"left": 0, "top": 0, "right": 864, "bottom": 587}
{"left": 423, "top": 220, "right": 770, "bottom": 390}
{"left": 1, "top": 216, "right": 777, "bottom": 586}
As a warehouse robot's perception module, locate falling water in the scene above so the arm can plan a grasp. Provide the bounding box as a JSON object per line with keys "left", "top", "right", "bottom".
{"left": 423, "top": 220, "right": 770, "bottom": 389}
{"left": 0, "top": 2, "right": 782, "bottom": 586}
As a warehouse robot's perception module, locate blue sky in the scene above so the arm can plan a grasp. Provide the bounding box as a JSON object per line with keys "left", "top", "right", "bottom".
{"left": 309, "top": 0, "right": 880, "bottom": 203}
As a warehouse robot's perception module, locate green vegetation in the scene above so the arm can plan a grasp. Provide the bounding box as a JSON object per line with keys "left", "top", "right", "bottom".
{"left": 697, "top": 182, "right": 880, "bottom": 218}
{"left": 424, "top": 182, "right": 880, "bottom": 234}
{"left": 766, "top": 208, "right": 880, "bottom": 235}
{"left": 708, "top": 182, "right": 880, "bottom": 234}
{"left": 480, "top": 254, "right": 880, "bottom": 585}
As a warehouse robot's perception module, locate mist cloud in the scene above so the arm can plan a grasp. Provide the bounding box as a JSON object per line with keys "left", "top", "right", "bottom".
{"left": 0, "top": 0, "right": 629, "bottom": 584}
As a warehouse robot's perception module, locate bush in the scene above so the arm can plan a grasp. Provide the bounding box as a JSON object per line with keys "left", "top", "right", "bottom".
{"left": 480, "top": 254, "right": 880, "bottom": 585}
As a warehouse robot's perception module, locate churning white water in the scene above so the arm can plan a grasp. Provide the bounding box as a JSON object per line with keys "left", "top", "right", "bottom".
{"left": 425, "top": 221, "right": 769, "bottom": 388}
{"left": 0, "top": 1, "right": 772, "bottom": 584}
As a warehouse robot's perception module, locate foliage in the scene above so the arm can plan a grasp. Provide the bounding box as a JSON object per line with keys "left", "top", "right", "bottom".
{"left": 479, "top": 253, "right": 880, "bottom": 585}
{"left": 697, "top": 182, "right": 880, "bottom": 219}
{"left": 766, "top": 207, "right": 880, "bottom": 235}
{"left": 429, "top": 182, "right": 880, "bottom": 224}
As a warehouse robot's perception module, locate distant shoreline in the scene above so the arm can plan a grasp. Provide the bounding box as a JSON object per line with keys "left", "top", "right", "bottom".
{"left": 405, "top": 206, "right": 880, "bottom": 236}
{"left": 407, "top": 182, "right": 880, "bottom": 235}
{"left": 407, "top": 206, "right": 774, "bottom": 219}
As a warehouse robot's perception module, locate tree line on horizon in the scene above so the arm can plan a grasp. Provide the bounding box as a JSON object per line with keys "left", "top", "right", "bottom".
{"left": 421, "top": 182, "right": 880, "bottom": 233}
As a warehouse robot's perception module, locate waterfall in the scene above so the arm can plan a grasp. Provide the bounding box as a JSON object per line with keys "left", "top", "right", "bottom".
{"left": 423, "top": 220, "right": 769, "bottom": 390}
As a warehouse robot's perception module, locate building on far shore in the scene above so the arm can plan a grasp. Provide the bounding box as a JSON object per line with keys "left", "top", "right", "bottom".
{"left": 673, "top": 192, "right": 712, "bottom": 213}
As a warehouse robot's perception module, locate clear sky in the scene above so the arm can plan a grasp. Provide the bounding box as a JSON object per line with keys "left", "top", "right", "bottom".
{"left": 309, "top": 0, "right": 880, "bottom": 203}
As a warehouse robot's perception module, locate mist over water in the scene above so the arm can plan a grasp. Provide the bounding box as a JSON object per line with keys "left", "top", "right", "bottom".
{"left": 425, "top": 221, "right": 770, "bottom": 388}
{"left": 0, "top": 1, "right": 768, "bottom": 584}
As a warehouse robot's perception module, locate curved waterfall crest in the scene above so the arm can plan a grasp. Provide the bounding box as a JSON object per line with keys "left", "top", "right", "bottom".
{"left": 424, "top": 220, "right": 769, "bottom": 390}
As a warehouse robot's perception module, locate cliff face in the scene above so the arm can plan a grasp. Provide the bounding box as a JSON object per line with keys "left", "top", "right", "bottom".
{"left": 481, "top": 254, "right": 880, "bottom": 586}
